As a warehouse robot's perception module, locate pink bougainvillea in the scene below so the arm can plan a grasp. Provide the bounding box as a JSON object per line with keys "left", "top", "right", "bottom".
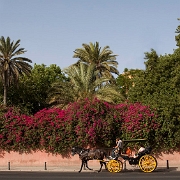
{"left": 0, "top": 107, "right": 36, "bottom": 152}
{"left": 0, "top": 99, "right": 160, "bottom": 154}
{"left": 117, "top": 103, "right": 159, "bottom": 140}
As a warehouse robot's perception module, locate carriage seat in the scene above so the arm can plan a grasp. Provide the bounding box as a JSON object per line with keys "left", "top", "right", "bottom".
{"left": 119, "top": 146, "right": 152, "bottom": 161}
{"left": 137, "top": 146, "right": 152, "bottom": 157}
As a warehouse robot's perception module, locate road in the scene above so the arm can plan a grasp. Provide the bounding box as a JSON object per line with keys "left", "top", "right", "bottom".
{"left": 0, "top": 171, "right": 180, "bottom": 180}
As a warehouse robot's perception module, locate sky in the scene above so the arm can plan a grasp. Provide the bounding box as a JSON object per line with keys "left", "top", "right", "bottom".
{"left": 0, "top": 0, "right": 180, "bottom": 74}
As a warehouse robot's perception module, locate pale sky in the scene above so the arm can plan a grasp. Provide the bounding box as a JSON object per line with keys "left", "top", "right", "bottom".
{"left": 0, "top": 0, "right": 180, "bottom": 74}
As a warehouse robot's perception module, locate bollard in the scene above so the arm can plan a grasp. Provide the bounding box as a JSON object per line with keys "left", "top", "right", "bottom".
{"left": 45, "top": 162, "right": 47, "bottom": 170}
{"left": 124, "top": 160, "right": 127, "bottom": 170}
{"left": 8, "top": 162, "right": 10, "bottom": 170}
{"left": 167, "top": 160, "right": 169, "bottom": 169}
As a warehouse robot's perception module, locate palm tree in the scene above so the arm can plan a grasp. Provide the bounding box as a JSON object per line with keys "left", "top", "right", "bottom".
{"left": 47, "top": 79, "right": 76, "bottom": 108}
{"left": 63, "top": 63, "right": 123, "bottom": 103}
{"left": 0, "top": 36, "right": 32, "bottom": 106}
{"left": 73, "top": 42, "right": 119, "bottom": 80}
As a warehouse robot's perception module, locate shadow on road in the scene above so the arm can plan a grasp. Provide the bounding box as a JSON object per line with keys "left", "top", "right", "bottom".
{"left": 98, "top": 166, "right": 179, "bottom": 173}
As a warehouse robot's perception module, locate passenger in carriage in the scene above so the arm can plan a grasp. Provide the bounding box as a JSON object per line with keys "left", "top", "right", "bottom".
{"left": 125, "top": 146, "right": 132, "bottom": 157}
{"left": 133, "top": 145, "right": 145, "bottom": 158}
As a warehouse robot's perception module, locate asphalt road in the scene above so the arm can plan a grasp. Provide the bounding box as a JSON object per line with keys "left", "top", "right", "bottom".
{"left": 0, "top": 171, "right": 180, "bottom": 180}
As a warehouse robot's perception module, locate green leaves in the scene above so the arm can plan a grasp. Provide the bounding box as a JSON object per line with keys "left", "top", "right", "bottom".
{"left": 0, "top": 36, "right": 32, "bottom": 106}
{"left": 175, "top": 19, "right": 180, "bottom": 47}
{"left": 128, "top": 49, "right": 180, "bottom": 151}
{"left": 6, "top": 64, "right": 68, "bottom": 114}
{"left": 63, "top": 62, "right": 123, "bottom": 103}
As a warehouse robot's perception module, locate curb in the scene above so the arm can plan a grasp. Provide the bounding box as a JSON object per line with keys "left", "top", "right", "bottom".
{"left": 0, "top": 166, "right": 179, "bottom": 172}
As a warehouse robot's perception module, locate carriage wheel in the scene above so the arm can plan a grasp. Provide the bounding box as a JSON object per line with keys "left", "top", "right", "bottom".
{"left": 139, "top": 155, "right": 157, "bottom": 172}
{"left": 107, "top": 160, "right": 123, "bottom": 173}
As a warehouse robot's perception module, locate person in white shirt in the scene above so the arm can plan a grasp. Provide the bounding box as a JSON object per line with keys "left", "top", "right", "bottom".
{"left": 110, "top": 138, "right": 123, "bottom": 159}
{"left": 138, "top": 146, "right": 145, "bottom": 153}
{"left": 133, "top": 145, "right": 145, "bottom": 158}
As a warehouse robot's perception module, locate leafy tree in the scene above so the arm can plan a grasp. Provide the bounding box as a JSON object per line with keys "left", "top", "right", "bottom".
{"left": 8, "top": 64, "right": 67, "bottom": 114}
{"left": 0, "top": 36, "right": 32, "bottom": 106}
{"left": 116, "top": 68, "right": 143, "bottom": 99}
{"left": 73, "top": 42, "right": 119, "bottom": 80}
{"left": 128, "top": 49, "right": 180, "bottom": 151}
{"left": 175, "top": 18, "right": 180, "bottom": 47}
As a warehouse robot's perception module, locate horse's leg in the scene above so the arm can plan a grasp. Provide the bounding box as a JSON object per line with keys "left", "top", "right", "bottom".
{"left": 83, "top": 162, "right": 86, "bottom": 170}
{"left": 98, "top": 161, "right": 104, "bottom": 172}
{"left": 103, "top": 161, "right": 107, "bottom": 170}
{"left": 78, "top": 160, "right": 84, "bottom": 173}
{"left": 99, "top": 160, "right": 107, "bottom": 171}
{"left": 85, "top": 160, "right": 93, "bottom": 171}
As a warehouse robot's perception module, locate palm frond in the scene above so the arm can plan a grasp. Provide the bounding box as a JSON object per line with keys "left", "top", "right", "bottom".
{"left": 73, "top": 42, "right": 119, "bottom": 80}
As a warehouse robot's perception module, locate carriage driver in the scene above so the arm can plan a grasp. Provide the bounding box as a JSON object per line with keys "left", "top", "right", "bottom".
{"left": 111, "top": 138, "right": 123, "bottom": 159}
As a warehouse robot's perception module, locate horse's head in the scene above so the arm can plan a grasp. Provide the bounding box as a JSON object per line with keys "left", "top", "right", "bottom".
{"left": 71, "top": 147, "right": 76, "bottom": 156}
{"left": 71, "top": 147, "right": 82, "bottom": 156}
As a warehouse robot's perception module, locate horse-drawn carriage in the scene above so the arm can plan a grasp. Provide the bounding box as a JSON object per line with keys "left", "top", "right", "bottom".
{"left": 71, "top": 139, "right": 157, "bottom": 173}
{"left": 106, "top": 139, "right": 157, "bottom": 173}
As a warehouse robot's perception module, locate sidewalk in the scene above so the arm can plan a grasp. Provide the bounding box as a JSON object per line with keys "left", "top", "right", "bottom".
{"left": 0, "top": 163, "right": 179, "bottom": 172}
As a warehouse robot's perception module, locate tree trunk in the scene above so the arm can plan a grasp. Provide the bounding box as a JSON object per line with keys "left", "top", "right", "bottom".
{"left": 3, "top": 71, "right": 8, "bottom": 106}
{"left": 3, "top": 84, "right": 7, "bottom": 106}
